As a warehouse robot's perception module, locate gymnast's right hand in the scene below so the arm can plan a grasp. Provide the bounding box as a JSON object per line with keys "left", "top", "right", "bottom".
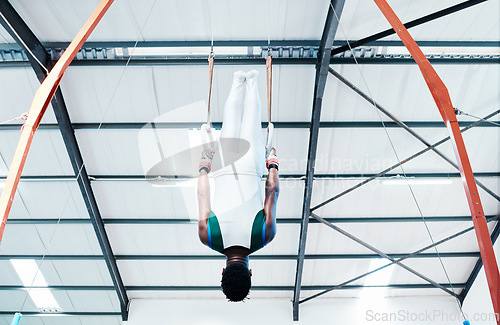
{"left": 201, "top": 123, "right": 216, "bottom": 160}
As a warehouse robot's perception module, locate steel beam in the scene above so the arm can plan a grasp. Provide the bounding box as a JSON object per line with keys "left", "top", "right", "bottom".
{"left": 47, "top": 40, "right": 500, "bottom": 49}
{"left": 7, "top": 215, "right": 499, "bottom": 225}
{"left": 0, "top": 0, "right": 129, "bottom": 320}
{"left": 311, "top": 110, "right": 500, "bottom": 211}
{"left": 1, "top": 40, "right": 497, "bottom": 51}
{"left": 331, "top": 0, "right": 488, "bottom": 56}
{"left": 328, "top": 67, "right": 500, "bottom": 202}
{"left": 95, "top": 172, "right": 500, "bottom": 180}
{"left": 46, "top": 120, "right": 500, "bottom": 129}
{"left": 0, "top": 252, "right": 481, "bottom": 261}
{"left": 293, "top": 1, "right": 345, "bottom": 320}
{"left": 0, "top": 40, "right": 497, "bottom": 52}
{"left": 0, "top": 312, "right": 121, "bottom": 316}
{"left": 3, "top": 172, "right": 499, "bottom": 183}
{"left": 0, "top": 55, "right": 497, "bottom": 68}
{"left": 1, "top": 120, "right": 498, "bottom": 131}
{"left": 459, "top": 220, "right": 500, "bottom": 302}
{"left": 54, "top": 56, "right": 500, "bottom": 66}
{"left": 0, "top": 284, "right": 466, "bottom": 291}
{"left": 374, "top": 0, "right": 499, "bottom": 315}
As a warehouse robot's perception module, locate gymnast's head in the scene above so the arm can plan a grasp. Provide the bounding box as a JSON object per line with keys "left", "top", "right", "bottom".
{"left": 221, "top": 262, "right": 252, "bottom": 302}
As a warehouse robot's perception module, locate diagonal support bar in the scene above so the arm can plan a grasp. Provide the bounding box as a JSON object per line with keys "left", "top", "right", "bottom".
{"left": 328, "top": 67, "right": 500, "bottom": 202}
{"left": 292, "top": 0, "right": 345, "bottom": 320}
{"left": 331, "top": 0, "right": 487, "bottom": 56}
{"left": 374, "top": 0, "right": 499, "bottom": 316}
{"left": 311, "top": 213, "right": 458, "bottom": 297}
{"left": 300, "top": 215, "right": 499, "bottom": 304}
{"left": 311, "top": 109, "right": 500, "bottom": 211}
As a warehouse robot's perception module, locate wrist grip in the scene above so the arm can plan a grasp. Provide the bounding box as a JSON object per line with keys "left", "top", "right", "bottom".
{"left": 266, "top": 155, "right": 279, "bottom": 170}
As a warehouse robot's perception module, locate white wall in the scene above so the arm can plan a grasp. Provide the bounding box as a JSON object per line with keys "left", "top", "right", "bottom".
{"left": 126, "top": 296, "right": 463, "bottom": 325}
{"left": 462, "top": 237, "right": 500, "bottom": 325}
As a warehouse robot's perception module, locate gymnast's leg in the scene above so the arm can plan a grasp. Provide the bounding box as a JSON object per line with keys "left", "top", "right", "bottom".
{"left": 241, "top": 70, "right": 266, "bottom": 176}
{"left": 220, "top": 71, "right": 246, "bottom": 139}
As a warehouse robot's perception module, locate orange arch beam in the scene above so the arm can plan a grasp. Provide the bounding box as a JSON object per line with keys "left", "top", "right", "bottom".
{"left": 0, "top": 0, "right": 114, "bottom": 243}
{"left": 374, "top": 0, "right": 499, "bottom": 317}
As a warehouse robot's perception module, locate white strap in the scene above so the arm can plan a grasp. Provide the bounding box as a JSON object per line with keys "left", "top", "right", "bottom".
{"left": 265, "top": 122, "right": 274, "bottom": 158}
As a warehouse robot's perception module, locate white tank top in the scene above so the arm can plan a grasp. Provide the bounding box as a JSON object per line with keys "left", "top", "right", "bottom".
{"left": 211, "top": 172, "right": 263, "bottom": 250}
{"left": 207, "top": 139, "right": 266, "bottom": 252}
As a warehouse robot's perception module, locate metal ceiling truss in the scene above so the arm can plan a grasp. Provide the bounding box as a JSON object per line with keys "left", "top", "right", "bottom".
{"left": 292, "top": 86, "right": 500, "bottom": 318}
{"left": 299, "top": 217, "right": 486, "bottom": 303}
{"left": 292, "top": 0, "right": 499, "bottom": 319}
{"left": 312, "top": 109, "right": 500, "bottom": 211}
{"left": 311, "top": 213, "right": 458, "bottom": 297}
{"left": 0, "top": 0, "right": 130, "bottom": 320}
{"left": 374, "top": 0, "right": 499, "bottom": 313}
{"left": 328, "top": 67, "right": 500, "bottom": 202}
{"left": 293, "top": 0, "right": 345, "bottom": 320}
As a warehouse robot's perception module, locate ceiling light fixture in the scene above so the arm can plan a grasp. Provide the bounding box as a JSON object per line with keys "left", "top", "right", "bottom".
{"left": 10, "top": 259, "right": 61, "bottom": 312}
{"left": 381, "top": 176, "right": 452, "bottom": 185}
{"left": 151, "top": 179, "right": 198, "bottom": 188}
{"left": 124, "top": 46, "right": 259, "bottom": 57}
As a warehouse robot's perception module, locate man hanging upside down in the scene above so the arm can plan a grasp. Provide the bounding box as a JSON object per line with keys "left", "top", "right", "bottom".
{"left": 197, "top": 70, "right": 279, "bottom": 302}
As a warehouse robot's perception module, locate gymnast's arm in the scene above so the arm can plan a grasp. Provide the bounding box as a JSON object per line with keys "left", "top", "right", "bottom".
{"left": 263, "top": 165, "right": 279, "bottom": 244}
{"left": 197, "top": 169, "right": 211, "bottom": 246}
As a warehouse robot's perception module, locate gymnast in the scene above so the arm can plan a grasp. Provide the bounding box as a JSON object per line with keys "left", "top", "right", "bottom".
{"left": 197, "top": 70, "right": 279, "bottom": 302}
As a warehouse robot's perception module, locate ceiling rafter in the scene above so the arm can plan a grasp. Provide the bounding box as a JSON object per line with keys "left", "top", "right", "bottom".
{"left": 293, "top": 0, "right": 345, "bottom": 320}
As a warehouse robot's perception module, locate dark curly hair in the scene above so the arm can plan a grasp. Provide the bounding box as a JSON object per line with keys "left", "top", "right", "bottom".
{"left": 221, "top": 262, "right": 251, "bottom": 302}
